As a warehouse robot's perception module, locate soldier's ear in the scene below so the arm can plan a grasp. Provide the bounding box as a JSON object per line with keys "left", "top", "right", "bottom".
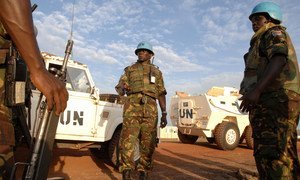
{"left": 264, "top": 18, "right": 271, "bottom": 24}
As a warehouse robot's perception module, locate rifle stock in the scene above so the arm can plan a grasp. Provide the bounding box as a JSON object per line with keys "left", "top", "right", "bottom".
{"left": 24, "top": 40, "right": 73, "bottom": 180}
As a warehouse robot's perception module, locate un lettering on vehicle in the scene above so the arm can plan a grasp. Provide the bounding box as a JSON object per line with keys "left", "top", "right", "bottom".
{"left": 179, "top": 109, "right": 193, "bottom": 119}
{"left": 60, "top": 110, "right": 84, "bottom": 126}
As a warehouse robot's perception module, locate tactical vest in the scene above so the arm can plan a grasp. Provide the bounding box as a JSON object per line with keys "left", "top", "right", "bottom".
{"left": 0, "top": 22, "right": 15, "bottom": 146}
{"left": 240, "top": 23, "right": 300, "bottom": 96}
{"left": 126, "top": 62, "right": 161, "bottom": 99}
{"left": 0, "top": 22, "right": 10, "bottom": 64}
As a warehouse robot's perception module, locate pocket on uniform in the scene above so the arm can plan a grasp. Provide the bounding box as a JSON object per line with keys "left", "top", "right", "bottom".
{"left": 261, "top": 91, "right": 289, "bottom": 118}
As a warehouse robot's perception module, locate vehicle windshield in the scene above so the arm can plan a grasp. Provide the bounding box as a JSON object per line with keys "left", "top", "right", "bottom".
{"left": 66, "top": 67, "right": 91, "bottom": 93}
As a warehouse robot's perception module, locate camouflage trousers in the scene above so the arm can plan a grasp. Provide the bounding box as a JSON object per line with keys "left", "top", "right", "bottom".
{"left": 119, "top": 116, "right": 158, "bottom": 172}
{"left": 0, "top": 68, "right": 14, "bottom": 180}
{"left": 249, "top": 91, "right": 300, "bottom": 180}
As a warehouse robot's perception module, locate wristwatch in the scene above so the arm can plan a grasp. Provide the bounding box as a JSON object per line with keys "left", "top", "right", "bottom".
{"left": 162, "top": 111, "right": 167, "bottom": 114}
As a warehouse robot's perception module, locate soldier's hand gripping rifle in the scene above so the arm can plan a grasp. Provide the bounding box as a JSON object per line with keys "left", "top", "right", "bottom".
{"left": 24, "top": 39, "right": 73, "bottom": 180}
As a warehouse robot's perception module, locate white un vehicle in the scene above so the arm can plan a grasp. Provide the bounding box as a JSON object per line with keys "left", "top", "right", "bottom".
{"left": 170, "top": 86, "right": 253, "bottom": 150}
{"left": 30, "top": 52, "right": 123, "bottom": 165}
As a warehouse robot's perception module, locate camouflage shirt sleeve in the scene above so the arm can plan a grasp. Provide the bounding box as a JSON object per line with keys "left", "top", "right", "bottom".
{"left": 262, "top": 26, "right": 288, "bottom": 61}
{"left": 154, "top": 67, "right": 167, "bottom": 96}
{"left": 115, "top": 67, "right": 129, "bottom": 96}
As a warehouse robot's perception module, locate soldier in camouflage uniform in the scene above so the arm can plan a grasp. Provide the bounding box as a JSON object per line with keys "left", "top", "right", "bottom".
{"left": 0, "top": 1, "right": 68, "bottom": 179}
{"left": 115, "top": 41, "right": 167, "bottom": 180}
{"left": 239, "top": 2, "right": 300, "bottom": 179}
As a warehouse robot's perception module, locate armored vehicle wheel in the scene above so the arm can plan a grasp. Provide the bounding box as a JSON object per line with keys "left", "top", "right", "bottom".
{"left": 214, "top": 122, "right": 240, "bottom": 150}
{"left": 178, "top": 131, "right": 198, "bottom": 144}
{"left": 245, "top": 125, "right": 254, "bottom": 149}
{"left": 206, "top": 137, "right": 215, "bottom": 144}
{"left": 108, "top": 128, "right": 121, "bottom": 168}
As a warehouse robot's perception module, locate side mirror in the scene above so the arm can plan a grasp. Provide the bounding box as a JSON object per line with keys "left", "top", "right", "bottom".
{"left": 90, "top": 86, "right": 95, "bottom": 94}
{"left": 90, "top": 86, "right": 100, "bottom": 100}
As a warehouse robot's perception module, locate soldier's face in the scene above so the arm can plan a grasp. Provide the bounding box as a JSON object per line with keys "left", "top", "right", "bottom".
{"left": 250, "top": 14, "right": 270, "bottom": 32}
{"left": 137, "top": 50, "right": 152, "bottom": 62}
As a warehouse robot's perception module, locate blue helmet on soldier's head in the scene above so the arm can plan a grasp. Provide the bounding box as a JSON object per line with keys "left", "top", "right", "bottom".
{"left": 249, "top": 2, "right": 282, "bottom": 23}
{"left": 135, "top": 41, "right": 154, "bottom": 55}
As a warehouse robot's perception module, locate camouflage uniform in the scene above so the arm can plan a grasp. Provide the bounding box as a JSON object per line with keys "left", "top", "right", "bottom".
{"left": 240, "top": 23, "right": 300, "bottom": 179}
{"left": 0, "top": 22, "right": 15, "bottom": 179}
{"left": 116, "top": 61, "right": 166, "bottom": 172}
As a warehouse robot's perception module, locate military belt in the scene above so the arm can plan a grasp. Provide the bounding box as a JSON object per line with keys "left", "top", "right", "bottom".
{"left": 127, "top": 91, "right": 156, "bottom": 104}
{"left": 128, "top": 91, "right": 156, "bottom": 99}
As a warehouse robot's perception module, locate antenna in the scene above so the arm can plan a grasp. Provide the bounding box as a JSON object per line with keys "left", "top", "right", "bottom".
{"left": 151, "top": 56, "right": 155, "bottom": 64}
{"left": 70, "top": 0, "right": 75, "bottom": 40}
{"left": 61, "top": 0, "right": 75, "bottom": 78}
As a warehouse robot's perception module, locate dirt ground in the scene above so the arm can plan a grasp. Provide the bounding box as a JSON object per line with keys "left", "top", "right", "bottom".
{"left": 14, "top": 140, "right": 300, "bottom": 180}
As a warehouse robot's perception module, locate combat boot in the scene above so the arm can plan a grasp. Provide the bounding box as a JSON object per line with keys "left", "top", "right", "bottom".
{"left": 139, "top": 171, "right": 148, "bottom": 180}
{"left": 122, "top": 169, "right": 132, "bottom": 180}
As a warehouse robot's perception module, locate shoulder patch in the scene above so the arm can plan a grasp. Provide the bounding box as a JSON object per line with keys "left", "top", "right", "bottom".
{"left": 270, "top": 29, "right": 286, "bottom": 44}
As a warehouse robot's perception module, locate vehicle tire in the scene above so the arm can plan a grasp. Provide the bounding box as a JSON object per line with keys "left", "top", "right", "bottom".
{"left": 214, "top": 122, "right": 240, "bottom": 150}
{"left": 245, "top": 125, "right": 254, "bottom": 149}
{"left": 177, "top": 130, "right": 198, "bottom": 144}
{"left": 206, "top": 137, "right": 215, "bottom": 144}
{"left": 108, "top": 128, "right": 121, "bottom": 168}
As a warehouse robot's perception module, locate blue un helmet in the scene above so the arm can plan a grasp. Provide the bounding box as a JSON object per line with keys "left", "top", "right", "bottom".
{"left": 249, "top": 2, "right": 282, "bottom": 23}
{"left": 135, "top": 41, "right": 154, "bottom": 55}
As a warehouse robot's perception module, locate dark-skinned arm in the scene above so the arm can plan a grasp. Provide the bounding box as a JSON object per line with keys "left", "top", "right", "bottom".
{"left": 0, "top": 0, "right": 68, "bottom": 115}
{"left": 158, "top": 94, "right": 167, "bottom": 128}
{"left": 240, "top": 54, "right": 286, "bottom": 112}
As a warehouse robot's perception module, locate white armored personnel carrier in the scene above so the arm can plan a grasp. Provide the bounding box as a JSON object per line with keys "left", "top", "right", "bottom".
{"left": 170, "top": 86, "right": 253, "bottom": 150}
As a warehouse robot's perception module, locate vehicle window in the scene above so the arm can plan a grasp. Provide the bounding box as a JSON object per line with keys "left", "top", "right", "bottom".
{"left": 67, "top": 67, "right": 91, "bottom": 93}
{"left": 32, "top": 63, "right": 91, "bottom": 93}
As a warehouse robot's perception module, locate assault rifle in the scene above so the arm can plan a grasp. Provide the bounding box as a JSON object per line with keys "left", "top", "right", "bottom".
{"left": 9, "top": 39, "right": 73, "bottom": 180}
{"left": 24, "top": 39, "right": 73, "bottom": 180}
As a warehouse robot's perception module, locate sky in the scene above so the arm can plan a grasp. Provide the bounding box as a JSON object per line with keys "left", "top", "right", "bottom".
{"left": 31, "top": 0, "right": 300, "bottom": 110}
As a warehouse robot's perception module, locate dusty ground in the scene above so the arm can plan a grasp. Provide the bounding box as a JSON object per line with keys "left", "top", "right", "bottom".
{"left": 14, "top": 140, "right": 300, "bottom": 180}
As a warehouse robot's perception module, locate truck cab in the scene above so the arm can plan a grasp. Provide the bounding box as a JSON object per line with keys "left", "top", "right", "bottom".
{"left": 29, "top": 52, "right": 123, "bottom": 165}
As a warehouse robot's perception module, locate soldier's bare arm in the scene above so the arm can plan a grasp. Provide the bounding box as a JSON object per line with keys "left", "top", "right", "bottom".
{"left": 158, "top": 94, "right": 167, "bottom": 128}
{"left": 240, "top": 54, "right": 286, "bottom": 112}
{"left": 0, "top": 0, "right": 68, "bottom": 115}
